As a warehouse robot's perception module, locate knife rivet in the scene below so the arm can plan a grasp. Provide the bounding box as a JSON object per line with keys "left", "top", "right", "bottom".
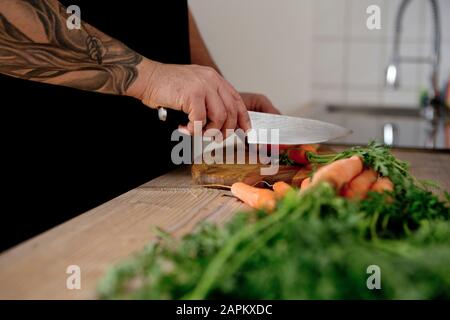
{"left": 158, "top": 107, "right": 167, "bottom": 122}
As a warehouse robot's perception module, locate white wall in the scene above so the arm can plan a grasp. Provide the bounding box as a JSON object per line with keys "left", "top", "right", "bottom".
{"left": 189, "top": 0, "right": 314, "bottom": 115}
{"left": 189, "top": 0, "right": 450, "bottom": 113}
{"left": 311, "top": 0, "right": 450, "bottom": 107}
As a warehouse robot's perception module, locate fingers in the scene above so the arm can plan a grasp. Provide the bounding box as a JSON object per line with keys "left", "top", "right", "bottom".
{"left": 197, "top": 69, "right": 250, "bottom": 135}
{"left": 240, "top": 92, "right": 280, "bottom": 115}
{"left": 177, "top": 65, "right": 252, "bottom": 136}
{"left": 203, "top": 89, "right": 227, "bottom": 136}
{"left": 264, "top": 104, "right": 281, "bottom": 115}
{"left": 260, "top": 96, "right": 281, "bottom": 114}
{"left": 180, "top": 94, "right": 207, "bottom": 135}
{"left": 236, "top": 101, "right": 252, "bottom": 132}
{"left": 217, "top": 86, "right": 238, "bottom": 137}
{"left": 220, "top": 79, "right": 251, "bottom": 132}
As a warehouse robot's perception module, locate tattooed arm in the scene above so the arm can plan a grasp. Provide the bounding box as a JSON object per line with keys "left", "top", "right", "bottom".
{"left": 0, "top": 0, "right": 251, "bottom": 134}
{"left": 0, "top": 0, "right": 142, "bottom": 94}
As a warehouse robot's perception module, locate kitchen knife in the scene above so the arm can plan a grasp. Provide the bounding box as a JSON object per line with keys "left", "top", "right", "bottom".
{"left": 246, "top": 111, "right": 351, "bottom": 145}
{"left": 157, "top": 107, "right": 351, "bottom": 145}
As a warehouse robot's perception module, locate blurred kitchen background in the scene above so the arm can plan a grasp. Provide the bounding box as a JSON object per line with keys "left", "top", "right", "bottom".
{"left": 189, "top": 0, "right": 450, "bottom": 149}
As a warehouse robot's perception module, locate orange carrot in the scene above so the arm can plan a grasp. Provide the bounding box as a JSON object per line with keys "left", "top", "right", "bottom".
{"left": 371, "top": 177, "right": 394, "bottom": 193}
{"left": 231, "top": 182, "right": 276, "bottom": 211}
{"left": 300, "top": 177, "right": 311, "bottom": 190}
{"left": 272, "top": 181, "right": 293, "bottom": 198}
{"left": 287, "top": 145, "right": 318, "bottom": 165}
{"left": 308, "top": 155, "right": 363, "bottom": 191}
{"left": 341, "top": 169, "right": 378, "bottom": 200}
{"left": 370, "top": 177, "right": 394, "bottom": 202}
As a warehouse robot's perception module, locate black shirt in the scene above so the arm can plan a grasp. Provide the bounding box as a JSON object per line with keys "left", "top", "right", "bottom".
{"left": 0, "top": 0, "right": 190, "bottom": 251}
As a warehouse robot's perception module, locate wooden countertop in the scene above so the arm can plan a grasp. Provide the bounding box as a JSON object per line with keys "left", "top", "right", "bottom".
{"left": 0, "top": 147, "right": 448, "bottom": 299}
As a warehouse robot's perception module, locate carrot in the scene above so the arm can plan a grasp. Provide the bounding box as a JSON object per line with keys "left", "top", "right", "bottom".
{"left": 371, "top": 177, "right": 394, "bottom": 193}
{"left": 300, "top": 177, "right": 311, "bottom": 190}
{"left": 272, "top": 181, "right": 293, "bottom": 198}
{"left": 287, "top": 145, "right": 317, "bottom": 165}
{"left": 308, "top": 155, "right": 363, "bottom": 191}
{"left": 231, "top": 182, "right": 276, "bottom": 211}
{"left": 341, "top": 169, "right": 378, "bottom": 200}
{"left": 370, "top": 177, "right": 394, "bottom": 202}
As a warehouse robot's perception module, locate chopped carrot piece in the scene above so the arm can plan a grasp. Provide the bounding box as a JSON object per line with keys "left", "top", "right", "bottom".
{"left": 272, "top": 181, "right": 293, "bottom": 198}
{"left": 231, "top": 182, "right": 276, "bottom": 211}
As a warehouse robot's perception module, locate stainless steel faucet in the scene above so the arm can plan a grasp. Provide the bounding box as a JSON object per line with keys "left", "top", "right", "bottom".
{"left": 385, "top": 0, "right": 444, "bottom": 148}
{"left": 386, "top": 0, "right": 441, "bottom": 93}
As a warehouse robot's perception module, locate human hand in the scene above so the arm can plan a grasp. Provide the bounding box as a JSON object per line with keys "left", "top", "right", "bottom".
{"left": 240, "top": 92, "right": 280, "bottom": 114}
{"left": 127, "top": 59, "right": 251, "bottom": 136}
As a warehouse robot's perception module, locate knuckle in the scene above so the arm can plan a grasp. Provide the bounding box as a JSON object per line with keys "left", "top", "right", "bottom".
{"left": 232, "top": 91, "right": 243, "bottom": 101}
{"left": 192, "top": 107, "right": 206, "bottom": 119}
{"left": 228, "top": 104, "right": 238, "bottom": 117}
{"left": 216, "top": 109, "right": 227, "bottom": 123}
{"left": 190, "top": 86, "right": 205, "bottom": 99}
{"left": 203, "top": 67, "right": 218, "bottom": 78}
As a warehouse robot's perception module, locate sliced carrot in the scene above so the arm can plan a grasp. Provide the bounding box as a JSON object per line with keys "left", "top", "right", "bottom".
{"left": 300, "top": 177, "right": 311, "bottom": 190}
{"left": 272, "top": 181, "right": 293, "bottom": 198}
{"left": 308, "top": 155, "right": 363, "bottom": 191}
{"left": 231, "top": 182, "right": 276, "bottom": 211}
{"left": 342, "top": 169, "right": 378, "bottom": 200}
{"left": 371, "top": 177, "right": 394, "bottom": 193}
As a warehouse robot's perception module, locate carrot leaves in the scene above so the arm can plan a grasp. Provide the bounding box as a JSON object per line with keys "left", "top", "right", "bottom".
{"left": 98, "top": 144, "right": 450, "bottom": 300}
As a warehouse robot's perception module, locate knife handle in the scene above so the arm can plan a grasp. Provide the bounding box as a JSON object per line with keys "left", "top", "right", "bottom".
{"left": 158, "top": 107, "right": 167, "bottom": 121}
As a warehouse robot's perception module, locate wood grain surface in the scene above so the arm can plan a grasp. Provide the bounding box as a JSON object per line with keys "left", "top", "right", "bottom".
{"left": 191, "top": 163, "right": 301, "bottom": 186}
{"left": 191, "top": 146, "right": 333, "bottom": 186}
{"left": 0, "top": 147, "right": 448, "bottom": 299}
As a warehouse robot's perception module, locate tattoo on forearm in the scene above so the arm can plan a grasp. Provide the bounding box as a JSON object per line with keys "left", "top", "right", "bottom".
{"left": 0, "top": 0, "right": 142, "bottom": 94}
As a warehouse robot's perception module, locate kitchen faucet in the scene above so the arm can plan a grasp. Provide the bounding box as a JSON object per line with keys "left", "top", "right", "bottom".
{"left": 385, "top": 0, "right": 444, "bottom": 148}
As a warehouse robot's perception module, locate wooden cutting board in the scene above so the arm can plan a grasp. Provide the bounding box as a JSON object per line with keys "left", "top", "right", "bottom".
{"left": 191, "top": 146, "right": 334, "bottom": 187}
{"left": 191, "top": 163, "right": 307, "bottom": 186}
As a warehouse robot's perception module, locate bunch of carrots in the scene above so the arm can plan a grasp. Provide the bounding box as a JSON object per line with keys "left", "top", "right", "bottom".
{"left": 231, "top": 151, "right": 394, "bottom": 211}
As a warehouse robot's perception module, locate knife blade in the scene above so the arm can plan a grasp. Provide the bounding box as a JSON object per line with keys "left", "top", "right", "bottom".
{"left": 247, "top": 111, "right": 352, "bottom": 145}
{"left": 157, "top": 107, "right": 351, "bottom": 145}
